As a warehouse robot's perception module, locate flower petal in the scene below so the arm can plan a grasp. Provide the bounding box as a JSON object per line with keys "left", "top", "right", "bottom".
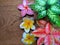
{"left": 27, "top": 8, "right": 34, "bottom": 15}
{"left": 21, "top": 10, "right": 27, "bottom": 17}
{"left": 45, "top": 23, "right": 51, "bottom": 34}
{"left": 22, "top": 33, "right": 36, "bottom": 44}
{"left": 28, "top": 1, "right": 34, "bottom": 5}
{"left": 20, "top": 22, "right": 24, "bottom": 28}
{"left": 24, "top": 28, "right": 30, "bottom": 33}
{"left": 37, "top": 37, "right": 44, "bottom": 45}
{"left": 21, "top": 38, "right": 28, "bottom": 44}
{"left": 21, "top": 38, "right": 25, "bottom": 43}
{"left": 31, "top": 25, "right": 35, "bottom": 30}
{"left": 17, "top": 4, "right": 24, "bottom": 10}
{"left": 23, "top": 0, "right": 28, "bottom": 6}
{"left": 44, "top": 35, "right": 55, "bottom": 45}
{"left": 23, "top": 17, "right": 31, "bottom": 21}
{"left": 30, "top": 17, "right": 34, "bottom": 20}
{"left": 23, "top": 17, "right": 34, "bottom": 23}
{"left": 32, "top": 28, "right": 46, "bottom": 37}
{"left": 21, "top": 38, "right": 24, "bottom": 43}
{"left": 23, "top": 32, "right": 27, "bottom": 38}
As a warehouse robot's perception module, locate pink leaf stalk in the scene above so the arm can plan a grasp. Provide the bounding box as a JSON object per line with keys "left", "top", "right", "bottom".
{"left": 32, "top": 23, "right": 60, "bottom": 45}
{"left": 17, "top": 0, "right": 34, "bottom": 17}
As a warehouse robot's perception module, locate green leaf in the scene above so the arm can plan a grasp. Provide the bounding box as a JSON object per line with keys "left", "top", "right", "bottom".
{"left": 37, "top": 10, "right": 46, "bottom": 19}
{"left": 47, "top": 9, "right": 60, "bottom": 27}
{"left": 35, "top": 0, "right": 46, "bottom": 6}
{"left": 29, "top": 3, "right": 45, "bottom": 12}
{"left": 57, "top": 0, "right": 60, "bottom": 5}
{"left": 50, "top": 5, "right": 60, "bottom": 14}
{"left": 47, "top": 0, "right": 58, "bottom": 5}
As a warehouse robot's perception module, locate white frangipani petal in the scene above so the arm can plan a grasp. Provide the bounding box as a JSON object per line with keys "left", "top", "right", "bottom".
{"left": 20, "top": 22, "right": 24, "bottom": 28}
{"left": 30, "top": 17, "right": 34, "bottom": 20}
{"left": 21, "top": 38, "right": 24, "bottom": 42}
{"left": 23, "top": 32, "right": 27, "bottom": 38}
{"left": 24, "top": 28, "right": 30, "bottom": 33}
{"left": 23, "top": 17, "right": 30, "bottom": 21}
{"left": 31, "top": 25, "right": 35, "bottom": 30}
{"left": 21, "top": 39, "right": 27, "bottom": 44}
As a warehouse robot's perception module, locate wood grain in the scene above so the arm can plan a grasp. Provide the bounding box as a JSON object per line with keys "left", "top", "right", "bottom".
{"left": 0, "top": 0, "right": 36, "bottom": 45}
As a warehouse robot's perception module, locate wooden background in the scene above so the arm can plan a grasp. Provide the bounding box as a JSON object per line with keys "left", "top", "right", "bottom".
{"left": 0, "top": 0, "right": 36, "bottom": 45}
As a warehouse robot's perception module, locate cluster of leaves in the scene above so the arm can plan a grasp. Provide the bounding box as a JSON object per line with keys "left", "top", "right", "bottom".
{"left": 30, "top": 0, "right": 60, "bottom": 27}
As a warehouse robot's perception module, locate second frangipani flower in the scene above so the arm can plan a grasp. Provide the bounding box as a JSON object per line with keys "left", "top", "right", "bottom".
{"left": 21, "top": 32, "right": 36, "bottom": 45}
{"left": 32, "top": 23, "right": 60, "bottom": 45}
{"left": 17, "top": 0, "right": 34, "bottom": 17}
{"left": 20, "top": 17, "right": 35, "bottom": 33}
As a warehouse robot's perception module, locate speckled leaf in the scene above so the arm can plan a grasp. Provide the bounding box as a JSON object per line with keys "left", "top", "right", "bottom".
{"left": 51, "top": 5, "right": 60, "bottom": 14}
{"left": 47, "top": 9, "right": 60, "bottom": 27}
{"left": 29, "top": 3, "right": 45, "bottom": 12}
{"left": 47, "top": 0, "right": 58, "bottom": 5}
{"left": 35, "top": 0, "right": 46, "bottom": 6}
{"left": 37, "top": 10, "right": 46, "bottom": 19}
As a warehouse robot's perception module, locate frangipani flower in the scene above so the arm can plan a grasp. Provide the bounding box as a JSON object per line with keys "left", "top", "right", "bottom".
{"left": 20, "top": 17, "right": 35, "bottom": 33}
{"left": 21, "top": 32, "right": 36, "bottom": 45}
{"left": 32, "top": 23, "right": 60, "bottom": 45}
{"left": 17, "top": 0, "right": 34, "bottom": 17}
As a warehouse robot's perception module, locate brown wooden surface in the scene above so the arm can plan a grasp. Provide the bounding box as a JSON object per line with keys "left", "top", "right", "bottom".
{"left": 0, "top": 0, "right": 36, "bottom": 45}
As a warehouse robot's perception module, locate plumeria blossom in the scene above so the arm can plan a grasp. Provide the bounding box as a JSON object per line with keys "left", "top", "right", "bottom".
{"left": 32, "top": 23, "right": 60, "bottom": 45}
{"left": 20, "top": 17, "right": 35, "bottom": 33}
{"left": 17, "top": 0, "right": 34, "bottom": 17}
{"left": 21, "top": 32, "right": 36, "bottom": 45}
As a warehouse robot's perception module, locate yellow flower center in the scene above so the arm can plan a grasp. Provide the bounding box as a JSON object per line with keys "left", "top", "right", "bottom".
{"left": 22, "top": 18, "right": 34, "bottom": 30}
{"left": 24, "top": 34, "right": 35, "bottom": 44}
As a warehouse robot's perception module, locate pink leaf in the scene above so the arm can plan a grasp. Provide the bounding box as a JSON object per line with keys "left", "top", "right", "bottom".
{"left": 52, "top": 30, "right": 60, "bottom": 35}
{"left": 38, "top": 20, "right": 47, "bottom": 25}
{"left": 54, "top": 35, "right": 60, "bottom": 44}
{"left": 44, "top": 35, "right": 54, "bottom": 45}
{"left": 55, "top": 43, "right": 60, "bottom": 45}
{"left": 45, "top": 23, "right": 51, "bottom": 34}
{"left": 32, "top": 28, "right": 46, "bottom": 37}
{"left": 37, "top": 37, "right": 44, "bottom": 45}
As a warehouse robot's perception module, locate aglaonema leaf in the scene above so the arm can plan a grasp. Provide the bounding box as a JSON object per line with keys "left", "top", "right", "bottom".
{"left": 29, "top": 3, "right": 45, "bottom": 12}
{"left": 35, "top": 0, "right": 46, "bottom": 6}
{"left": 37, "top": 10, "right": 46, "bottom": 19}
{"left": 51, "top": 5, "right": 60, "bottom": 14}
{"left": 47, "top": 0, "right": 58, "bottom": 5}
{"left": 47, "top": 9, "right": 60, "bottom": 27}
